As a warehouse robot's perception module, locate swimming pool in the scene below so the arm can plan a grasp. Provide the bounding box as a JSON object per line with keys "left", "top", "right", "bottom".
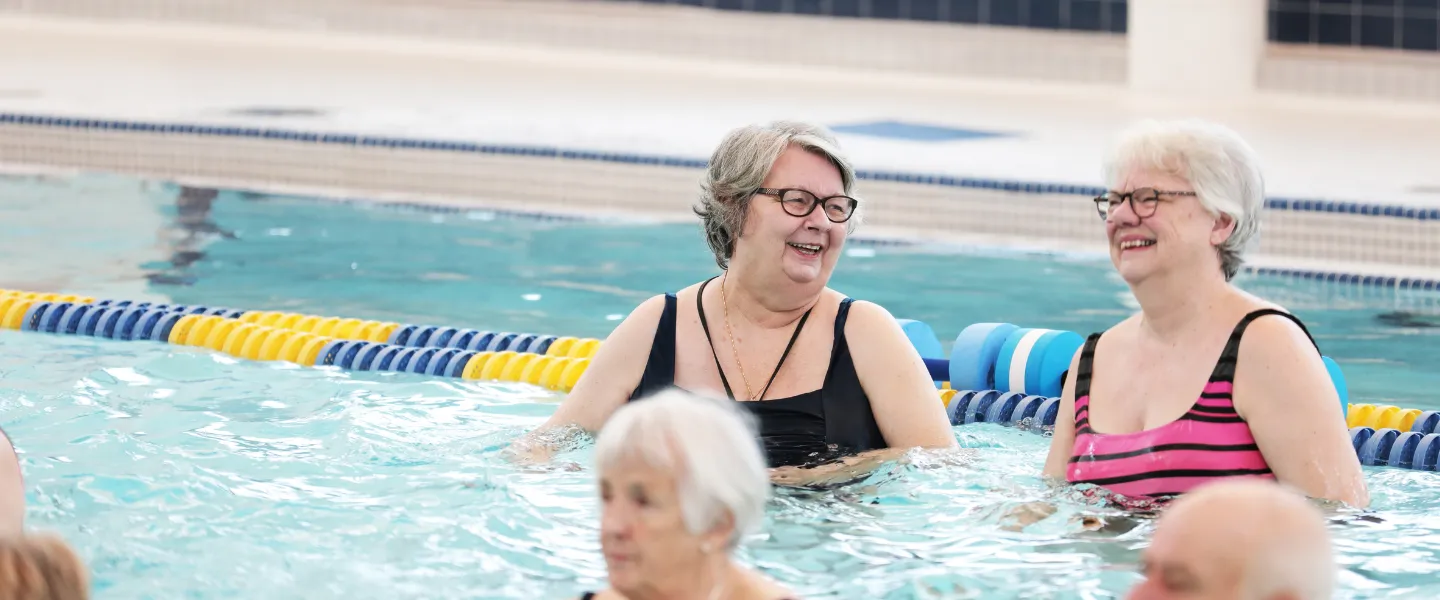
{"left": 3, "top": 173, "right": 1440, "bottom": 598}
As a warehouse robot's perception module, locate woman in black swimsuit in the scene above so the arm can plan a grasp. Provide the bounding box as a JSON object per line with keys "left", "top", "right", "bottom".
{"left": 511, "top": 120, "right": 956, "bottom": 484}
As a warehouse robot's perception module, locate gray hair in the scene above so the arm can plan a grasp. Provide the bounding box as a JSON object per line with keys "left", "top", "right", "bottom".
{"left": 593, "top": 389, "right": 770, "bottom": 550}
{"left": 1102, "top": 119, "right": 1266, "bottom": 281}
{"left": 694, "top": 120, "right": 860, "bottom": 270}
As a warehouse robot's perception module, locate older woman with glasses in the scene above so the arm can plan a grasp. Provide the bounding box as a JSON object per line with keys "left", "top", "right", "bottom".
{"left": 511, "top": 120, "right": 956, "bottom": 486}
{"left": 1042, "top": 119, "right": 1368, "bottom": 507}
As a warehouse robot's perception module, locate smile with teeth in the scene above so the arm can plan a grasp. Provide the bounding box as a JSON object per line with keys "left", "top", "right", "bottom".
{"left": 788, "top": 242, "right": 822, "bottom": 256}
{"left": 1119, "top": 239, "right": 1155, "bottom": 250}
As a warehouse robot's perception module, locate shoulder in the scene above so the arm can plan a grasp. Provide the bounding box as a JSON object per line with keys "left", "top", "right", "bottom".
{"left": 610, "top": 293, "right": 669, "bottom": 330}
{"left": 835, "top": 297, "right": 907, "bottom": 343}
{"left": 840, "top": 297, "right": 894, "bottom": 322}
{"left": 1236, "top": 307, "right": 1319, "bottom": 360}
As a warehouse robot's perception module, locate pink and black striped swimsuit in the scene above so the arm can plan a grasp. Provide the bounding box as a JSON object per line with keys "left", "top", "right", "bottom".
{"left": 1066, "top": 309, "right": 1317, "bottom": 500}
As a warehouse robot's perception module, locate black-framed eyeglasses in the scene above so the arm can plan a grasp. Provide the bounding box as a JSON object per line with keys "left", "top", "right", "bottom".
{"left": 754, "top": 188, "right": 858, "bottom": 223}
{"left": 1093, "top": 188, "right": 1197, "bottom": 221}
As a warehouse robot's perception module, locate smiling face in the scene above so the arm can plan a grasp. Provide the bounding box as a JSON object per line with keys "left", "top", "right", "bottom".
{"left": 1105, "top": 167, "right": 1233, "bottom": 286}
{"left": 733, "top": 145, "right": 850, "bottom": 287}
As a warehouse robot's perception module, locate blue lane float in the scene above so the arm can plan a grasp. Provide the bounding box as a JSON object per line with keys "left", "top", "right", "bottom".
{"left": 1351, "top": 427, "right": 1440, "bottom": 470}
{"left": 1002, "top": 328, "right": 1084, "bottom": 398}
{"left": 1324, "top": 356, "right": 1350, "bottom": 419}
{"left": 1412, "top": 411, "right": 1440, "bottom": 435}
{"left": 949, "top": 323, "right": 1018, "bottom": 391}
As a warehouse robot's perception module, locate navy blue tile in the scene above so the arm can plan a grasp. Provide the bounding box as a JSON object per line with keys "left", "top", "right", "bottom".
{"left": 909, "top": 0, "right": 944, "bottom": 21}
{"left": 949, "top": 0, "right": 981, "bottom": 23}
{"left": 829, "top": 0, "right": 863, "bottom": 17}
{"left": 750, "top": 0, "right": 783, "bottom": 13}
{"left": 871, "top": 0, "right": 902, "bottom": 19}
{"left": 1317, "top": 13, "right": 1353, "bottom": 45}
{"left": 990, "top": 0, "right": 1022, "bottom": 26}
{"left": 1402, "top": 17, "right": 1438, "bottom": 51}
{"left": 1270, "top": 8, "right": 1312, "bottom": 43}
{"left": 792, "top": 0, "right": 825, "bottom": 15}
{"left": 1360, "top": 14, "right": 1397, "bottom": 48}
{"left": 1029, "top": 0, "right": 1062, "bottom": 28}
{"left": 1107, "top": 0, "right": 1128, "bottom": 33}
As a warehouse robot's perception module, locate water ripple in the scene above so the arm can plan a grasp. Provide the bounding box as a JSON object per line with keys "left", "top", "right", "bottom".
{"left": 0, "top": 332, "right": 1437, "bottom": 598}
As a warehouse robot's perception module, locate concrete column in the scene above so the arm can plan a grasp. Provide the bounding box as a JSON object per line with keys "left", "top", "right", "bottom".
{"left": 1127, "top": 0, "right": 1269, "bottom": 101}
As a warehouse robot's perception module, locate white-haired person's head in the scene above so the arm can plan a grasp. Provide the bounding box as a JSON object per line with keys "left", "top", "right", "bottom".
{"left": 583, "top": 388, "right": 796, "bottom": 600}
{"left": 1127, "top": 479, "right": 1335, "bottom": 600}
{"left": 1097, "top": 118, "right": 1266, "bottom": 283}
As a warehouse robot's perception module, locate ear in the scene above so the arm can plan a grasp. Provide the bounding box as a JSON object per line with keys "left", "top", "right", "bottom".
{"left": 1210, "top": 212, "right": 1237, "bottom": 246}
{"left": 701, "top": 512, "right": 736, "bottom": 554}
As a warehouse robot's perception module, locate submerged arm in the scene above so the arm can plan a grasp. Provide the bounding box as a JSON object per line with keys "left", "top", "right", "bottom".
{"left": 502, "top": 295, "right": 666, "bottom": 465}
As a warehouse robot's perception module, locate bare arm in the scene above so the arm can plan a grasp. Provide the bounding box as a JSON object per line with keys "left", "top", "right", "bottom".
{"left": 1041, "top": 347, "right": 1083, "bottom": 481}
{"left": 845, "top": 301, "right": 957, "bottom": 450}
{"left": 1233, "top": 315, "right": 1370, "bottom": 508}
{"left": 504, "top": 294, "right": 668, "bottom": 464}
{"left": 0, "top": 431, "right": 21, "bottom": 536}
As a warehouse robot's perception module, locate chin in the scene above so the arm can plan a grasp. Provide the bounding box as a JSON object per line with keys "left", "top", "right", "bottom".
{"left": 782, "top": 262, "right": 827, "bottom": 285}
{"left": 605, "top": 563, "right": 641, "bottom": 591}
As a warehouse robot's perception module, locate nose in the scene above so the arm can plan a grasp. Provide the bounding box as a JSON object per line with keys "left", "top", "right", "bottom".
{"left": 1108, "top": 197, "right": 1141, "bottom": 228}
{"left": 804, "top": 204, "right": 832, "bottom": 231}
{"left": 600, "top": 501, "right": 632, "bottom": 540}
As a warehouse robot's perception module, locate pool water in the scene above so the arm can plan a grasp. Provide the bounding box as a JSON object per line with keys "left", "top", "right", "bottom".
{"left": 2, "top": 174, "right": 1440, "bottom": 598}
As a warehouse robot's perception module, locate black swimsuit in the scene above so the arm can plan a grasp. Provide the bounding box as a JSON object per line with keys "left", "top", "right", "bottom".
{"left": 628, "top": 276, "right": 887, "bottom": 468}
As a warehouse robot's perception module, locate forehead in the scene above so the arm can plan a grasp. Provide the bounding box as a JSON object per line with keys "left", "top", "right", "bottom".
{"left": 1146, "top": 513, "right": 1244, "bottom": 580}
{"left": 763, "top": 146, "right": 844, "bottom": 195}
{"left": 601, "top": 451, "right": 681, "bottom": 490}
{"left": 1114, "top": 167, "right": 1192, "bottom": 193}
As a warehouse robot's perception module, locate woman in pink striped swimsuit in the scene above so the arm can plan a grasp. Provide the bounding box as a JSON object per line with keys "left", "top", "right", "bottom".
{"left": 1042, "top": 120, "right": 1369, "bottom": 508}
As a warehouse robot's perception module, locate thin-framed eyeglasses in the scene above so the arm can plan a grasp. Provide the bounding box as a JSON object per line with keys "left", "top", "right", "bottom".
{"left": 1093, "top": 188, "right": 1197, "bottom": 221}
{"left": 754, "top": 188, "right": 858, "bottom": 223}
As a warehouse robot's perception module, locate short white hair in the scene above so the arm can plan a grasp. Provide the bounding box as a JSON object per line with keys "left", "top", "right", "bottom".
{"left": 593, "top": 389, "right": 770, "bottom": 549}
{"left": 1102, "top": 119, "right": 1266, "bottom": 281}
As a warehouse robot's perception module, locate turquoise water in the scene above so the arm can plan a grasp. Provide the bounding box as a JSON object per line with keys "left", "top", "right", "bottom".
{"left": 2, "top": 173, "right": 1440, "bottom": 598}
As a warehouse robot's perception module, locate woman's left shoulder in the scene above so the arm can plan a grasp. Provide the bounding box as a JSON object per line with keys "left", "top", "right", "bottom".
{"left": 1237, "top": 303, "right": 1318, "bottom": 354}
{"left": 829, "top": 292, "right": 893, "bottom": 320}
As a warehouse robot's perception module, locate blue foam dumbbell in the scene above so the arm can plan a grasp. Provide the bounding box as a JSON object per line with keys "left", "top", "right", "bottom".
{"left": 949, "top": 323, "right": 1018, "bottom": 391}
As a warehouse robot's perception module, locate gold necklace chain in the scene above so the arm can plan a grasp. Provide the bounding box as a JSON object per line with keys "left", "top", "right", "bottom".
{"left": 720, "top": 270, "right": 756, "bottom": 401}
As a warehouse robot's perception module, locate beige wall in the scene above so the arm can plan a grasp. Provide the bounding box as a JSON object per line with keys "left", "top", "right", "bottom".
{"left": 2, "top": 0, "right": 1437, "bottom": 106}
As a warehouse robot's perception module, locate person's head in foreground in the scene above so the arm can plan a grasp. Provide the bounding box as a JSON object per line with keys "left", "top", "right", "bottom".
{"left": 1128, "top": 479, "right": 1333, "bottom": 600}
{"left": 582, "top": 389, "right": 795, "bottom": 600}
{"left": 0, "top": 532, "right": 90, "bottom": 600}
{"left": 1042, "top": 119, "right": 1368, "bottom": 508}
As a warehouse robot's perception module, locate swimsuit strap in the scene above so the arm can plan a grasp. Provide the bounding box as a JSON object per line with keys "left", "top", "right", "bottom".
{"left": 1209, "top": 308, "right": 1319, "bottom": 383}
{"left": 697, "top": 275, "right": 814, "bottom": 401}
